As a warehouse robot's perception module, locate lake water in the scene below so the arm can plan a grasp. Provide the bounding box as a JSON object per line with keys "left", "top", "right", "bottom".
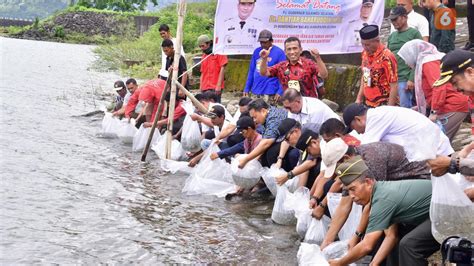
{"left": 0, "top": 37, "right": 299, "bottom": 264}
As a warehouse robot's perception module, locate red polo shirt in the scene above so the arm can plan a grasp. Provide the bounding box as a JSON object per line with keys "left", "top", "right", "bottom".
{"left": 361, "top": 44, "right": 398, "bottom": 107}
{"left": 200, "top": 53, "right": 228, "bottom": 91}
{"left": 268, "top": 57, "right": 320, "bottom": 98}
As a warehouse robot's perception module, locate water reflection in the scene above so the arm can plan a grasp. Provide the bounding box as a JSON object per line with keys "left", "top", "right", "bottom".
{"left": 0, "top": 37, "right": 299, "bottom": 264}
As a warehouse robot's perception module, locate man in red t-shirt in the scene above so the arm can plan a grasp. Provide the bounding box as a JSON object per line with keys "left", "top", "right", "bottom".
{"left": 138, "top": 79, "right": 166, "bottom": 124}
{"left": 197, "top": 35, "right": 228, "bottom": 103}
{"left": 123, "top": 78, "right": 146, "bottom": 128}
{"left": 356, "top": 25, "right": 398, "bottom": 107}
{"left": 259, "top": 36, "right": 328, "bottom": 98}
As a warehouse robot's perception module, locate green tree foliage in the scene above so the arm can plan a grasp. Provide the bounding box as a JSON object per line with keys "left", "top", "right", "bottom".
{"left": 76, "top": 0, "right": 158, "bottom": 12}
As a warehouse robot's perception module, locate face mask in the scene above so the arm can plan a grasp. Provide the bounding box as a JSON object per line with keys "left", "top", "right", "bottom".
{"left": 203, "top": 43, "right": 213, "bottom": 55}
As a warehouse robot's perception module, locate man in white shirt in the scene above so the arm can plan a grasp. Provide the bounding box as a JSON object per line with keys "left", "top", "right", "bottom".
{"left": 390, "top": 0, "right": 429, "bottom": 42}
{"left": 343, "top": 103, "right": 453, "bottom": 161}
{"left": 281, "top": 88, "right": 340, "bottom": 132}
{"left": 158, "top": 24, "right": 186, "bottom": 80}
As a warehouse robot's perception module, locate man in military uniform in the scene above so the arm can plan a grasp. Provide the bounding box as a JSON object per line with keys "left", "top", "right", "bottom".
{"left": 342, "top": 0, "right": 376, "bottom": 53}
{"left": 222, "top": 0, "right": 263, "bottom": 54}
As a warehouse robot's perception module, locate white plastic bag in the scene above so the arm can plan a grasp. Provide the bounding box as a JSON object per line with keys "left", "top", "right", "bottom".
{"left": 402, "top": 123, "right": 440, "bottom": 161}
{"left": 100, "top": 112, "right": 120, "bottom": 138}
{"left": 152, "top": 134, "right": 187, "bottom": 161}
{"left": 182, "top": 143, "right": 236, "bottom": 197}
{"left": 160, "top": 159, "right": 194, "bottom": 175}
{"left": 297, "top": 243, "right": 329, "bottom": 266}
{"left": 430, "top": 173, "right": 474, "bottom": 243}
{"left": 231, "top": 155, "right": 263, "bottom": 189}
{"left": 117, "top": 119, "right": 138, "bottom": 144}
{"left": 286, "top": 175, "right": 301, "bottom": 193}
{"left": 305, "top": 217, "right": 328, "bottom": 245}
{"left": 181, "top": 115, "right": 202, "bottom": 152}
{"left": 327, "top": 192, "right": 363, "bottom": 241}
{"left": 284, "top": 186, "right": 312, "bottom": 237}
{"left": 322, "top": 240, "right": 349, "bottom": 260}
{"left": 272, "top": 185, "right": 297, "bottom": 225}
{"left": 133, "top": 125, "right": 160, "bottom": 152}
{"left": 260, "top": 165, "right": 286, "bottom": 196}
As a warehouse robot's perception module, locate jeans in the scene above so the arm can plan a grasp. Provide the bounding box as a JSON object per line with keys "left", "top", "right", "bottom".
{"left": 201, "top": 139, "right": 229, "bottom": 151}
{"left": 398, "top": 81, "right": 413, "bottom": 108}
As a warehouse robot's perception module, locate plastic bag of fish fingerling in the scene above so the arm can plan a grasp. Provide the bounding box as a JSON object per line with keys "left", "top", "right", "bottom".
{"left": 322, "top": 240, "right": 349, "bottom": 260}
{"left": 297, "top": 243, "right": 329, "bottom": 266}
{"left": 327, "top": 192, "right": 363, "bottom": 241}
{"left": 160, "top": 159, "right": 194, "bottom": 175}
{"left": 132, "top": 124, "right": 160, "bottom": 152}
{"left": 304, "top": 217, "right": 328, "bottom": 245}
{"left": 117, "top": 119, "right": 138, "bottom": 144}
{"left": 272, "top": 185, "right": 297, "bottom": 225}
{"left": 152, "top": 136, "right": 188, "bottom": 161}
{"left": 101, "top": 112, "right": 121, "bottom": 138}
{"left": 231, "top": 155, "right": 263, "bottom": 189}
{"left": 284, "top": 187, "right": 312, "bottom": 238}
{"left": 181, "top": 114, "right": 202, "bottom": 152}
{"left": 286, "top": 174, "right": 301, "bottom": 193}
{"left": 430, "top": 173, "right": 474, "bottom": 244}
{"left": 260, "top": 165, "right": 286, "bottom": 197}
{"left": 193, "top": 143, "right": 234, "bottom": 184}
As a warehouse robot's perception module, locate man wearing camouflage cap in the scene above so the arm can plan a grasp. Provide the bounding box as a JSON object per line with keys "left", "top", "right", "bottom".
{"left": 328, "top": 156, "right": 438, "bottom": 266}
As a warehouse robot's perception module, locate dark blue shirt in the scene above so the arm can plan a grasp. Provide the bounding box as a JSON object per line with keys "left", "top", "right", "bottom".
{"left": 243, "top": 45, "right": 286, "bottom": 95}
{"left": 262, "top": 106, "right": 288, "bottom": 139}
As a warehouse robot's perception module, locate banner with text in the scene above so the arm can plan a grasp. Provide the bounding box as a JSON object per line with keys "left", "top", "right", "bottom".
{"left": 213, "top": 0, "right": 385, "bottom": 55}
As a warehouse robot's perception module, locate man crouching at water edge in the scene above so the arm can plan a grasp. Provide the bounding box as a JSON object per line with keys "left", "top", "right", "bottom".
{"left": 238, "top": 99, "right": 299, "bottom": 173}
{"left": 210, "top": 116, "right": 262, "bottom": 161}
{"left": 328, "top": 157, "right": 439, "bottom": 266}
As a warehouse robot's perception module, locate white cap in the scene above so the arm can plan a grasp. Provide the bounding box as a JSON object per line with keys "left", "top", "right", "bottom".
{"left": 321, "top": 138, "right": 349, "bottom": 178}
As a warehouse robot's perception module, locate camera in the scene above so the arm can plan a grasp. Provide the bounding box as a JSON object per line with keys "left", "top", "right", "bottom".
{"left": 441, "top": 236, "right": 473, "bottom": 265}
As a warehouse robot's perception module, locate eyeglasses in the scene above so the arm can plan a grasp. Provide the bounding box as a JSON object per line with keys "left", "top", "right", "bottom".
{"left": 284, "top": 128, "right": 297, "bottom": 141}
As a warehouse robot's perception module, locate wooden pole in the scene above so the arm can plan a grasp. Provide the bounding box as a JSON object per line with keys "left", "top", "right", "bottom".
{"left": 174, "top": 80, "right": 208, "bottom": 114}
{"left": 140, "top": 77, "right": 171, "bottom": 162}
{"left": 166, "top": 0, "right": 187, "bottom": 159}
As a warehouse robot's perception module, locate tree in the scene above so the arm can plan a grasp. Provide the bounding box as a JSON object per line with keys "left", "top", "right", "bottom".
{"left": 77, "top": 0, "right": 158, "bottom": 12}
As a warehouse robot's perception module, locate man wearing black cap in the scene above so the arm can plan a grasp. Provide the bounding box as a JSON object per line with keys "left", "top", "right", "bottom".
{"left": 111, "top": 80, "right": 129, "bottom": 113}
{"left": 387, "top": 6, "right": 422, "bottom": 108}
{"left": 342, "top": 0, "right": 376, "bottom": 52}
{"left": 274, "top": 119, "right": 321, "bottom": 188}
{"left": 328, "top": 157, "right": 438, "bottom": 266}
{"left": 434, "top": 49, "right": 474, "bottom": 136}
{"left": 210, "top": 116, "right": 262, "bottom": 160}
{"left": 243, "top": 29, "right": 286, "bottom": 102}
{"left": 357, "top": 24, "right": 399, "bottom": 107}
{"left": 343, "top": 103, "right": 454, "bottom": 161}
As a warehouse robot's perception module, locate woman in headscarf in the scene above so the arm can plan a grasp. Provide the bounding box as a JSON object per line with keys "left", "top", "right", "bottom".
{"left": 398, "top": 39, "right": 469, "bottom": 141}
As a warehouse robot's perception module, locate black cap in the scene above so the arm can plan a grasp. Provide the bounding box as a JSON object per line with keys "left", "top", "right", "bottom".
{"left": 206, "top": 105, "right": 225, "bottom": 119}
{"left": 236, "top": 116, "right": 255, "bottom": 131}
{"left": 433, "top": 49, "right": 474, "bottom": 87}
{"left": 342, "top": 103, "right": 367, "bottom": 130}
{"left": 388, "top": 6, "right": 407, "bottom": 20}
{"left": 258, "top": 29, "right": 273, "bottom": 42}
{"left": 276, "top": 118, "right": 299, "bottom": 142}
{"left": 359, "top": 25, "right": 379, "bottom": 40}
{"left": 114, "top": 80, "right": 125, "bottom": 90}
{"left": 362, "top": 0, "right": 374, "bottom": 5}
{"left": 295, "top": 129, "right": 319, "bottom": 152}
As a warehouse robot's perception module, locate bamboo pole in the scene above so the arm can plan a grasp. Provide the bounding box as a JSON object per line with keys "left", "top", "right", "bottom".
{"left": 165, "top": 0, "right": 187, "bottom": 159}
{"left": 140, "top": 77, "right": 171, "bottom": 162}
{"left": 174, "top": 80, "right": 208, "bottom": 114}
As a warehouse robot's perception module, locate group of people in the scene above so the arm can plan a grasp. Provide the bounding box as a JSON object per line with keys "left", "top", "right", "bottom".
{"left": 104, "top": 4, "right": 474, "bottom": 265}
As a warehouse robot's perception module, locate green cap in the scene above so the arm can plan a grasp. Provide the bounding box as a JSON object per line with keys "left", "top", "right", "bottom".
{"left": 335, "top": 155, "right": 369, "bottom": 186}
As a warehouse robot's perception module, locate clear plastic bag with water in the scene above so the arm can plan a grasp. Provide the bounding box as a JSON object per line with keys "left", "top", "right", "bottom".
{"left": 100, "top": 112, "right": 120, "bottom": 138}
{"left": 430, "top": 173, "right": 474, "bottom": 243}
{"left": 260, "top": 165, "right": 287, "bottom": 197}
{"left": 117, "top": 119, "right": 138, "bottom": 144}
{"left": 297, "top": 243, "right": 329, "bottom": 266}
{"left": 284, "top": 186, "right": 312, "bottom": 237}
{"left": 327, "top": 192, "right": 363, "bottom": 241}
{"left": 231, "top": 155, "right": 262, "bottom": 189}
{"left": 272, "top": 185, "right": 297, "bottom": 225}
{"left": 152, "top": 134, "right": 188, "bottom": 161}
{"left": 181, "top": 114, "right": 202, "bottom": 152}
{"left": 322, "top": 240, "right": 349, "bottom": 260}
{"left": 132, "top": 124, "right": 160, "bottom": 152}
{"left": 305, "top": 217, "right": 329, "bottom": 245}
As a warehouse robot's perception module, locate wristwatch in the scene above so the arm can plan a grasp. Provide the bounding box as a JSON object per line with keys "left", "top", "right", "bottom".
{"left": 355, "top": 231, "right": 364, "bottom": 238}
{"left": 287, "top": 171, "right": 295, "bottom": 179}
